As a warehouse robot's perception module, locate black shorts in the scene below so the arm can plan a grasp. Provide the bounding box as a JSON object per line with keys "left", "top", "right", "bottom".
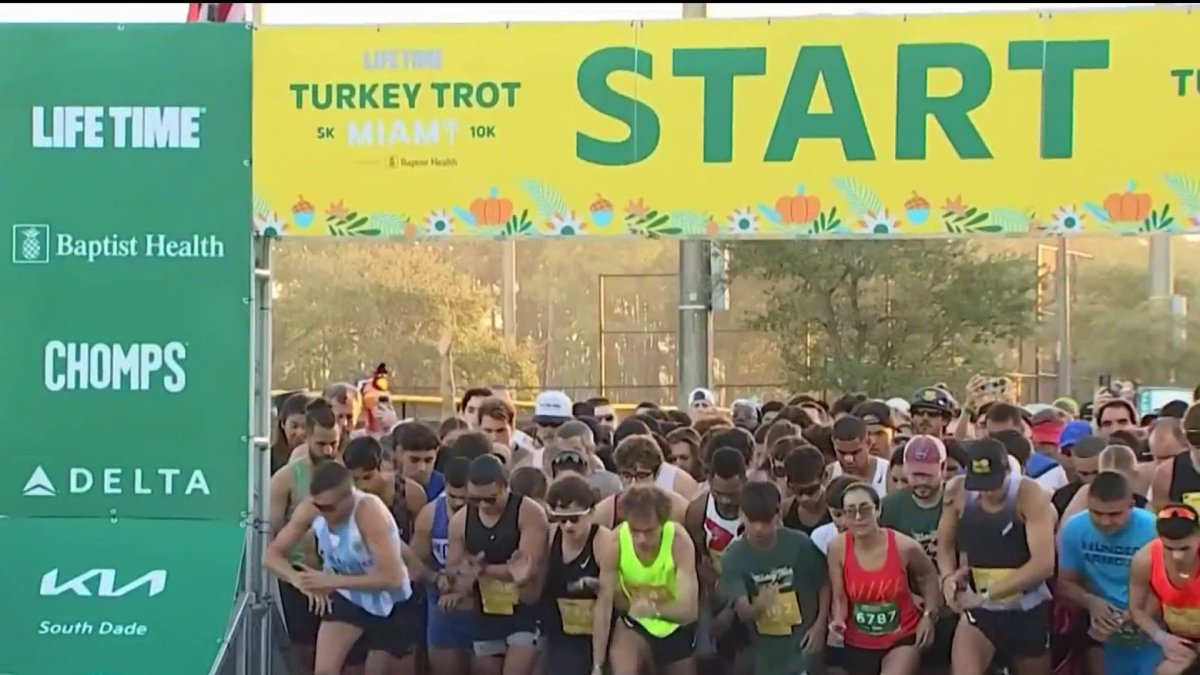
{"left": 920, "top": 614, "right": 957, "bottom": 666}
{"left": 966, "top": 603, "right": 1051, "bottom": 658}
{"left": 330, "top": 593, "right": 417, "bottom": 661}
{"left": 842, "top": 633, "right": 917, "bottom": 675}
{"left": 278, "top": 579, "right": 320, "bottom": 646}
{"left": 545, "top": 634, "right": 592, "bottom": 674}
{"left": 621, "top": 616, "right": 696, "bottom": 666}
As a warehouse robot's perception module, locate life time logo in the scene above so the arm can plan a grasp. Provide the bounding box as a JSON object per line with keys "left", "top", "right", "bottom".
{"left": 11, "top": 224, "right": 225, "bottom": 265}
{"left": 44, "top": 341, "right": 187, "bottom": 393}
{"left": 22, "top": 466, "right": 211, "bottom": 498}
{"left": 32, "top": 105, "right": 204, "bottom": 150}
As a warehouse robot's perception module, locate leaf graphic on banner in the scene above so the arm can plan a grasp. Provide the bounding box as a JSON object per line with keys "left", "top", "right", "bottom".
{"left": 253, "top": 194, "right": 272, "bottom": 218}
{"left": 668, "top": 211, "right": 712, "bottom": 236}
{"left": 831, "top": 178, "right": 883, "bottom": 220}
{"left": 1164, "top": 174, "right": 1200, "bottom": 216}
{"left": 520, "top": 180, "right": 569, "bottom": 222}
{"left": 368, "top": 213, "right": 409, "bottom": 237}
{"left": 989, "top": 208, "right": 1031, "bottom": 234}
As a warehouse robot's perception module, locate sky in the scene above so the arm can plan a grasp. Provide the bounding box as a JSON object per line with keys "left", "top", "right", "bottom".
{"left": 0, "top": 2, "right": 1158, "bottom": 24}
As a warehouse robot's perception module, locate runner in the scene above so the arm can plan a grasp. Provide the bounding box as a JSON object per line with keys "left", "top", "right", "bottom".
{"left": 445, "top": 454, "right": 548, "bottom": 675}
{"left": 541, "top": 474, "right": 615, "bottom": 675}
{"left": 1129, "top": 503, "right": 1200, "bottom": 675}
{"left": 880, "top": 435, "right": 955, "bottom": 672}
{"left": 597, "top": 483, "right": 700, "bottom": 675}
{"left": 828, "top": 415, "right": 890, "bottom": 497}
{"left": 392, "top": 421, "right": 445, "bottom": 500}
{"left": 827, "top": 483, "right": 938, "bottom": 675}
{"left": 683, "top": 448, "right": 748, "bottom": 672}
{"left": 411, "top": 456, "right": 474, "bottom": 675}
{"left": 1151, "top": 402, "right": 1200, "bottom": 512}
{"left": 781, "top": 444, "right": 832, "bottom": 535}
{"left": 594, "top": 435, "right": 689, "bottom": 526}
{"left": 720, "top": 481, "right": 830, "bottom": 675}
{"left": 1056, "top": 471, "right": 1159, "bottom": 675}
{"left": 271, "top": 392, "right": 313, "bottom": 475}
{"left": 936, "top": 438, "right": 1056, "bottom": 675}
{"left": 265, "top": 461, "right": 414, "bottom": 675}
{"left": 267, "top": 399, "right": 340, "bottom": 675}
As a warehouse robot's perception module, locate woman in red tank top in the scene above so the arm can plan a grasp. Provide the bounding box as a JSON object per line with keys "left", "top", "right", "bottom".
{"left": 826, "top": 482, "right": 940, "bottom": 675}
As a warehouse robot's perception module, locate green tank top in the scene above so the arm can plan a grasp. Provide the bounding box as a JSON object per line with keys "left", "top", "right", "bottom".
{"left": 617, "top": 520, "right": 679, "bottom": 637}
{"left": 286, "top": 459, "right": 312, "bottom": 565}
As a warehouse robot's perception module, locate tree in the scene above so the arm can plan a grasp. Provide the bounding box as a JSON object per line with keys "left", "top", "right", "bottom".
{"left": 272, "top": 240, "right": 539, "bottom": 393}
{"left": 730, "top": 239, "right": 1036, "bottom": 396}
{"left": 1068, "top": 262, "right": 1200, "bottom": 387}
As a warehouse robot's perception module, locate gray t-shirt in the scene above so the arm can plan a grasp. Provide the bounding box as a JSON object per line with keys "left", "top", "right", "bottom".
{"left": 587, "top": 470, "right": 623, "bottom": 499}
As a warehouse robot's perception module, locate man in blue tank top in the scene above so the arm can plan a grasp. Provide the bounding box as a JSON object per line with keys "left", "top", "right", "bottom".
{"left": 266, "top": 461, "right": 414, "bottom": 675}
{"left": 413, "top": 456, "right": 475, "bottom": 675}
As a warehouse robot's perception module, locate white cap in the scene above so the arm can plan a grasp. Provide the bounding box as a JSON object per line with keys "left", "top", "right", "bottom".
{"left": 688, "top": 388, "right": 716, "bottom": 406}
{"left": 885, "top": 397, "right": 911, "bottom": 414}
{"left": 533, "top": 390, "right": 572, "bottom": 424}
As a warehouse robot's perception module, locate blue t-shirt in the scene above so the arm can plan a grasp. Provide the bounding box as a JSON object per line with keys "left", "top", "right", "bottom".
{"left": 1059, "top": 508, "right": 1156, "bottom": 608}
{"left": 423, "top": 470, "right": 445, "bottom": 501}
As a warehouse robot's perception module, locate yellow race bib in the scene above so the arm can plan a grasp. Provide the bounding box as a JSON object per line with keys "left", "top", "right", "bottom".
{"left": 624, "top": 582, "right": 672, "bottom": 605}
{"left": 479, "top": 578, "right": 519, "bottom": 616}
{"left": 971, "top": 568, "right": 1018, "bottom": 604}
{"left": 1164, "top": 606, "right": 1200, "bottom": 639}
{"left": 557, "top": 598, "right": 595, "bottom": 635}
{"left": 755, "top": 591, "right": 802, "bottom": 637}
{"left": 1182, "top": 493, "right": 1200, "bottom": 513}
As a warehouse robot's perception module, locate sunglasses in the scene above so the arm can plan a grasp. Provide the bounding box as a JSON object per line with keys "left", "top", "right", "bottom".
{"left": 466, "top": 495, "right": 499, "bottom": 506}
{"left": 548, "top": 511, "right": 590, "bottom": 524}
{"left": 1160, "top": 505, "right": 1199, "bottom": 521}
{"left": 844, "top": 504, "right": 876, "bottom": 519}
{"left": 619, "top": 470, "right": 655, "bottom": 482}
{"left": 312, "top": 497, "right": 345, "bottom": 513}
{"left": 597, "top": 415, "right": 615, "bottom": 423}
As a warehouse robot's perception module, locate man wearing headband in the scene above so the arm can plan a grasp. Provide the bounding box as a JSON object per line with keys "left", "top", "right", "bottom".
{"left": 541, "top": 474, "right": 614, "bottom": 675}
{"left": 1130, "top": 503, "right": 1200, "bottom": 674}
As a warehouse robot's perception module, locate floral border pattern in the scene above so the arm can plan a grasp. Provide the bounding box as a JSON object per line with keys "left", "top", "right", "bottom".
{"left": 252, "top": 174, "right": 1200, "bottom": 240}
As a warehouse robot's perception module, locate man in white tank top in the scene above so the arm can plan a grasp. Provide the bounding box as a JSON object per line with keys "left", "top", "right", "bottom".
{"left": 829, "top": 415, "right": 890, "bottom": 496}
{"left": 265, "top": 462, "right": 414, "bottom": 675}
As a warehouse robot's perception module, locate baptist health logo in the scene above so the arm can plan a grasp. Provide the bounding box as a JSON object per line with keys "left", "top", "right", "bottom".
{"left": 12, "top": 224, "right": 50, "bottom": 264}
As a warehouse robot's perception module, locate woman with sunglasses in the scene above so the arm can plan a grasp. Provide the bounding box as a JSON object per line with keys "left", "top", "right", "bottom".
{"left": 827, "top": 482, "right": 939, "bottom": 675}
{"left": 541, "top": 474, "right": 614, "bottom": 675}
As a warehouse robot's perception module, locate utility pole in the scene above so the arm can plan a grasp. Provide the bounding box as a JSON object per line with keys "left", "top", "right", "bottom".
{"left": 677, "top": 2, "right": 713, "bottom": 408}
{"left": 1055, "top": 237, "right": 1073, "bottom": 397}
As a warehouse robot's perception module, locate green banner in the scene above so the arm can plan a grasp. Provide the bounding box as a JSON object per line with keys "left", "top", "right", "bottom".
{"left": 0, "top": 24, "right": 252, "bottom": 522}
{"left": 0, "top": 517, "right": 245, "bottom": 675}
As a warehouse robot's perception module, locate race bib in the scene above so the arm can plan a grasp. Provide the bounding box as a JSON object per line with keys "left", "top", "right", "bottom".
{"left": 624, "top": 582, "right": 672, "bottom": 605}
{"left": 479, "top": 578, "right": 518, "bottom": 616}
{"left": 755, "top": 590, "right": 802, "bottom": 637}
{"left": 852, "top": 601, "right": 899, "bottom": 636}
{"left": 971, "top": 567, "right": 1018, "bottom": 604}
{"left": 557, "top": 598, "right": 595, "bottom": 635}
{"left": 1164, "top": 606, "right": 1200, "bottom": 639}
{"left": 1183, "top": 493, "right": 1200, "bottom": 513}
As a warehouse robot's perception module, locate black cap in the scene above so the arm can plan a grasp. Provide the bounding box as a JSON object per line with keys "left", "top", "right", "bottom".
{"left": 853, "top": 400, "right": 895, "bottom": 429}
{"left": 964, "top": 438, "right": 1009, "bottom": 492}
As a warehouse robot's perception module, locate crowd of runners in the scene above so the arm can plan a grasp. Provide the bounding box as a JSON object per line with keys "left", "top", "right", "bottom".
{"left": 263, "top": 367, "right": 1200, "bottom": 675}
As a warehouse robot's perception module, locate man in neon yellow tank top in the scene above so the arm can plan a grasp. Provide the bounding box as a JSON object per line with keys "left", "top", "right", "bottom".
{"left": 596, "top": 484, "right": 699, "bottom": 674}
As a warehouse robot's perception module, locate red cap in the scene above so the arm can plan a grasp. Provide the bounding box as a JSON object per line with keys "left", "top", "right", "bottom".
{"left": 1031, "top": 420, "right": 1065, "bottom": 445}
{"left": 903, "top": 436, "right": 946, "bottom": 473}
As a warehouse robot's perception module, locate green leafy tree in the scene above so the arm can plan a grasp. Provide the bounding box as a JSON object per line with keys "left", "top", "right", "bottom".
{"left": 272, "top": 240, "right": 538, "bottom": 393}
{"left": 1068, "top": 263, "right": 1200, "bottom": 387}
{"left": 730, "top": 240, "right": 1036, "bottom": 396}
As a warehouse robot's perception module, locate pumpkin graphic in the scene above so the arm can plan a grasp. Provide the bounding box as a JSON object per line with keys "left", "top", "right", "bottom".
{"left": 1104, "top": 182, "right": 1152, "bottom": 222}
{"left": 904, "top": 191, "right": 930, "bottom": 225}
{"left": 470, "top": 187, "right": 513, "bottom": 226}
{"left": 590, "top": 193, "right": 614, "bottom": 226}
{"left": 775, "top": 185, "right": 820, "bottom": 224}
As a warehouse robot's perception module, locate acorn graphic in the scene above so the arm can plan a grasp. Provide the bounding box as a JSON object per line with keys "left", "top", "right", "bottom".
{"left": 292, "top": 196, "right": 315, "bottom": 228}
{"left": 590, "top": 193, "right": 614, "bottom": 227}
{"left": 905, "top": 191, "right": 930, "bottom": 225}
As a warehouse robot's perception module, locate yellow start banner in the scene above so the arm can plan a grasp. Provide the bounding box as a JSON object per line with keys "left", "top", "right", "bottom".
{"left": 252, "top": 8, "right": 1200, "bottom": 241}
